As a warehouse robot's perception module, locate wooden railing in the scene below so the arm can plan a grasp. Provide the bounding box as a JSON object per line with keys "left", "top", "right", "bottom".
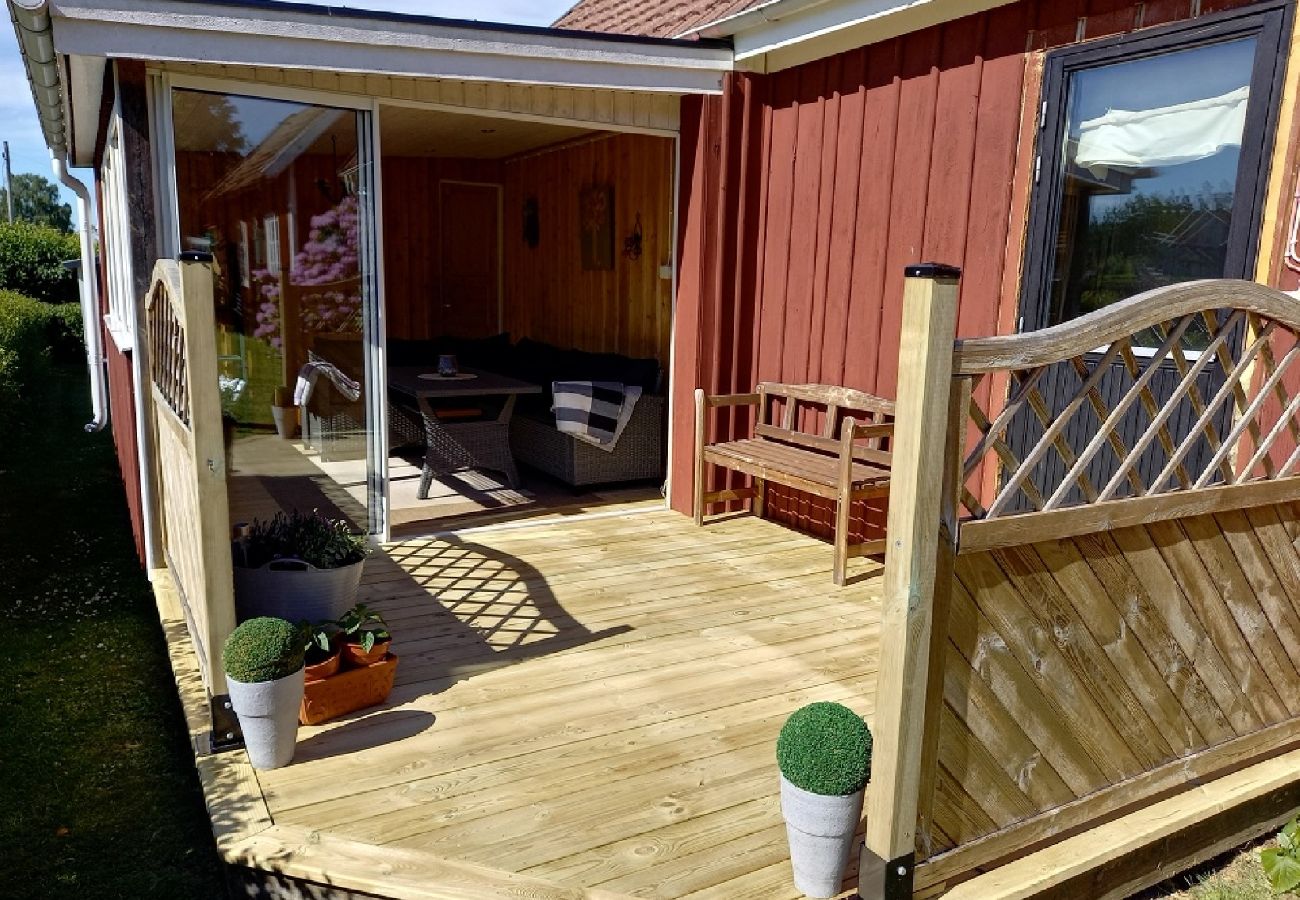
{"left": 148, "top": 256, "right": 235, "bottom": 696}
{"left": 862, "top": 270, "right": 1300, "bottom": 899}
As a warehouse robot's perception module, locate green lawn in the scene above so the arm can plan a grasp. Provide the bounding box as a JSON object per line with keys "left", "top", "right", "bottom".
{"left": 1142, "top": 837, "right": 1294, "bottom": 900}
{"left": 0, "top": 366, "right": 227, "bottom": 898}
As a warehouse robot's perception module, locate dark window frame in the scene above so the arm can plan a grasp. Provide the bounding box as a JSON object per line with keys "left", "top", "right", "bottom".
{"left": 1019, "top": 1, "right": 1293, "bottom": 333}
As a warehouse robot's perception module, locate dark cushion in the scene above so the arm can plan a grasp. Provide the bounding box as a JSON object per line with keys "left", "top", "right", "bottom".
{"left": 505, "top": 338, "right": 660, "bottom": 394}
{"left": 387, "top": 332, "right": 512, "bottom": 370}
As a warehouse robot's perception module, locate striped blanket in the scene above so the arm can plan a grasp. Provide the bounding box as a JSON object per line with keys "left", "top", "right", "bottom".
{"left": 552, "top": 381, "right": 643, "bottom": 451}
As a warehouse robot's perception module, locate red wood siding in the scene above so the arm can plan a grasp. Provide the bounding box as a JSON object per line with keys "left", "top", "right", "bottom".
{"left": 671, "top": 0, "right": 1265, "bottom": 532}
{"left": 96, "top": 180, "right": 145, "bottom": 564}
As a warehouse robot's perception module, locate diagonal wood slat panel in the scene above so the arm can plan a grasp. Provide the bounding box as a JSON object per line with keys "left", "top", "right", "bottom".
{"left": 918, "top": 501, "right": 1300, "bottom": 892}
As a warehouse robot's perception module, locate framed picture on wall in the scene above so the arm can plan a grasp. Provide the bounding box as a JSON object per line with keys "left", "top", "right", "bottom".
{"left": 580, "top": 183, "right": 614, "bottom": 270}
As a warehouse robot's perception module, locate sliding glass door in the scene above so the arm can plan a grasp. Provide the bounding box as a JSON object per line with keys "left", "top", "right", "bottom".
{"left": 166, "top": 83, "right": 387, "bottom": 536}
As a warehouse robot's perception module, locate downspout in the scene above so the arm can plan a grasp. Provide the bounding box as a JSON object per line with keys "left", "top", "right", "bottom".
{"left": 53, "top": 155, "right": 107, "bottom": 432}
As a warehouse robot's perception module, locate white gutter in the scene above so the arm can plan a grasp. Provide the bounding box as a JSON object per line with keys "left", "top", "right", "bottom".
{"left": 53, "top": 156, "right": 107, "bottom": 433}
{"left": 9, "top": 0, "right": 66, "bottom": 155}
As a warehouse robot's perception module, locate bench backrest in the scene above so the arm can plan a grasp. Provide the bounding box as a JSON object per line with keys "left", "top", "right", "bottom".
{"left": 755, "top": 382, "right": 895, "bottom": 457}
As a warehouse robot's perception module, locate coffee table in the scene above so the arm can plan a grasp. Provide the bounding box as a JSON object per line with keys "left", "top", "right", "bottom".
{"left": 387, "top": 367, "right": 542, "bottom": 497}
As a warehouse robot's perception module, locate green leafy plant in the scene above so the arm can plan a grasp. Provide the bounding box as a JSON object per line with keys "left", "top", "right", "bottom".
{"left": 239, "top": 509, "right": 368, "bottom": 570}
{"left": 222, "top": 617, "right": 305, "bottom": 683}
{"left": 0, "top": 221, "right": 80, "bottom": 303}
{"left": 1262, "top": 815, "right": 1300, "bottom": 894}
{"left": 776, "top": 702, "right": 873, "bottom": 797}
{"left": 337, "top": 603, "right": 390, "bottom": 653}
{"left": 299, "top": 620, "right": 340, "bottom": 666}
{"left": 0, "top": 290, "right": 82, "bottom": 410}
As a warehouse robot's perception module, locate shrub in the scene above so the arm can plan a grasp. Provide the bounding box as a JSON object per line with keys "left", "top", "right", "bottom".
{"left": 222, "top": 617, "right": 305, "bottom": 683}
{"left": 776, "top": 702, "right": 873, "bottom": 796}
{"left": 0, "top": 222, "right": 80, "bottom": 304}
{"left": 0, "top": 290, "right": 82, "bottom": 407}
{"left": 239, "top": 509, "right": 368, "bottom": 571}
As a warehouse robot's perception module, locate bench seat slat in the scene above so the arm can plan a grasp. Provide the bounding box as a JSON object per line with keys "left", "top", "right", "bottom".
{"left": 704, "top": 438, "right": 891, "bottom": 496}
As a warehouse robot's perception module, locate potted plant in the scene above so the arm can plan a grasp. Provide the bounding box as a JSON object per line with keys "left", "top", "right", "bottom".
{"left": 270, "top": 384, "right": 297, "bottom": 439}
{"left": 338, "top": 603, "right": 391, "bottom": 666}
{"left": 301, "top": 620, "right": 342, "bottom": 681}
{"left": 233, "top": 510, "right": 368, "bottom": 622}
{"left": 776, "top": 702, "right": 873, "bottom": 898}
{"left": 223, "top": 617, "right": 306, "bottom": 770}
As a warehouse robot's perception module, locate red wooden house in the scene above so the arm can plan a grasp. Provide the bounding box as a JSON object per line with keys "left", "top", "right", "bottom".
{"left": 12, "top": 0, "right": 1300, "bottom": 896}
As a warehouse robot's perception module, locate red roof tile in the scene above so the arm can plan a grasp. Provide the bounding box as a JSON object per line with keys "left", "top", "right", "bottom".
{"left": 552, "top": 0, "right": 762, "bottom": 38}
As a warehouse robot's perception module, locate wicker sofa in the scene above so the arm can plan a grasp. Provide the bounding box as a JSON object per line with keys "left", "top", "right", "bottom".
{"left": 306, "top": 332, "right": 665, "bottom": 486}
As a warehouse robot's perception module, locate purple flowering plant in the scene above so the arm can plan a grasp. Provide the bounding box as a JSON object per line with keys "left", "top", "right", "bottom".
{"left": 252, "top": 193, "right": 363, "bottom": 350}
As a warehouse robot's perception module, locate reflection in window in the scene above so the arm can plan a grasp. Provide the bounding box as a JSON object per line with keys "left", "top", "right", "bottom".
{"left": 1046, "top": 38, "right": 1257, "bottom": 347}
{"left": 171, "top": 89, "right": 363, "bottom": 426}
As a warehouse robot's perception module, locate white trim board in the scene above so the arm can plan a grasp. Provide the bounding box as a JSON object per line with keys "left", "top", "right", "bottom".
{"left": 158, "top": 66, "right": 681, "bottom": 136}
{"left": 694, "top": 0, "right": 1017, "bottom": 72}
{"left": 50, "top": 0, "right": 730, "bottom": 94}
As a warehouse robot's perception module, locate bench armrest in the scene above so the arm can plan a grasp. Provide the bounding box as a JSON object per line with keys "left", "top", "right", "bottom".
{"left": 848, "top": 421, "right": 893, "bottom": 440}
{"left": 700, "top": 391, "right": 761, "bottom": 409}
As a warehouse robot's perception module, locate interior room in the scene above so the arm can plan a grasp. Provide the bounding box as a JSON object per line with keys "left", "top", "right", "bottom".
{"left": 170, "top": 87, "right": 675, "bottom": 536}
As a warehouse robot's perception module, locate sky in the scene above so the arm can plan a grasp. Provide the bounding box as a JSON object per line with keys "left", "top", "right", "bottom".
{"left": 0, "top": 0, "right": 575, "bottom": 228}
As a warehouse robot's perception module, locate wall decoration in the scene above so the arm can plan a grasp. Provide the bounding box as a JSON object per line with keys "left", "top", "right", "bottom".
{"left": 623, "top": 214, "right": 643, "bottom": 261}
{"left": 580, "top": 182, "right": 614, "bottom": 271}
{"left": 522, "top": 196, "right": 540, "bottom": 248}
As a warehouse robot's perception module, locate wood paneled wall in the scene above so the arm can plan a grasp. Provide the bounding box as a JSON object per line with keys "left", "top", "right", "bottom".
{"left": 672, "top": 0, "right": 1266, "bottom": 523}
{"left": 503, "top": 133, "right": 675, "bottom": 365}
{"left": 381, "top": 156, "right": 502, "bottom": 340}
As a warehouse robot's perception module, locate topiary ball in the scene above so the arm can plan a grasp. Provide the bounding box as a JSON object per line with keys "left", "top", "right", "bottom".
{"left": 222, "top": 617, "right": 305, "bottom": 684}
{"left": 777, "top": 702, "right": 873, "bottom": 796}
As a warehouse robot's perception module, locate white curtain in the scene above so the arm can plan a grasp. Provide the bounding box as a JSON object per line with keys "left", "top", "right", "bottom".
{"left": 1074, "top": 85, "right": 1250, "bottom": 178}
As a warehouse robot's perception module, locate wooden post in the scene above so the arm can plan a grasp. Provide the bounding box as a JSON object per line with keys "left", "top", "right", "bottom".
{"left": 861, "top": 263, "right": 961, "bottom": 899}
{"left": 694, "top": 387, "right": 707, "bottom": 525}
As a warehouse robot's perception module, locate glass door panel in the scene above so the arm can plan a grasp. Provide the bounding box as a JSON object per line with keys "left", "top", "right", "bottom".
{"left": 170, "top": 87, "right": 384, "bottom": 535}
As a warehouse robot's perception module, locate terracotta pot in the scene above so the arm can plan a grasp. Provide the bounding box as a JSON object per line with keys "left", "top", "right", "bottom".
{"left": 343, "top": 637, "right": 390, "bottom": 667}
{"left": 300, "top": 653, "right": 399, "bottom": 726}
{"left": 303, "top": 646, "right": 341, "bottom": 682}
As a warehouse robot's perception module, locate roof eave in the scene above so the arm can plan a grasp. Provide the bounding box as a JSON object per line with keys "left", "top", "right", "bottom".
{"left": 9, "top": 0, "right": 68, "bottom": 157}
{"left": 49, "top": 0, "right": 732, "bottom": 94}
{"left": 685, "top": 0, "right": 1016, "bottom": 72}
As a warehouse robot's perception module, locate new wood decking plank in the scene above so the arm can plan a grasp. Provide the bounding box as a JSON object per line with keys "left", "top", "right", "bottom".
{"left": 530, "top": 797, "right": 778, "bottom": 888}
{"left": 260, "top": 636, "right": 881, "bottom": 807}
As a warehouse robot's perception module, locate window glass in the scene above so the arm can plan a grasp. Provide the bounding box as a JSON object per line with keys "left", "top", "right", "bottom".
{"left": 1046, "top": 37, "right": 1258, "bottom": 345}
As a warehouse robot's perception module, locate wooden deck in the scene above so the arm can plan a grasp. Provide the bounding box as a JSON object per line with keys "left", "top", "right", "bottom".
{"left": 214, "top": 503, "right": 883, "bottom": 898}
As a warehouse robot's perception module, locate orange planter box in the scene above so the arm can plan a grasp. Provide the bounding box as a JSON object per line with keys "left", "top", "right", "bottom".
{"left": 299, "top": 653, "right": 398, "bottom": 726}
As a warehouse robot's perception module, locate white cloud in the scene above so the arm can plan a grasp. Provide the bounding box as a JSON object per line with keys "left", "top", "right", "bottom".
{"left": 0, "top": 0, "right": 579, "bottom": 226}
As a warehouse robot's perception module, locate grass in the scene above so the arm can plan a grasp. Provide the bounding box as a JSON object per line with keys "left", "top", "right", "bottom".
{"left": 0, "top": 365, "right": 227, "bottom": 898}
{"left": 1142, "top": 837, "right": 1298, "bottom": 900}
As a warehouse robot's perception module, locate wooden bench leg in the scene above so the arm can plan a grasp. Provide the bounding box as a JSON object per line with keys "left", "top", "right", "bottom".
{"left": 693, "top": 388, "right": 706, "bottom": 526}
{"left": 833, "top": 497, "right": 851, "bottom": 586}
{"left": 753, "top": 476, "right": 766, "bottom": 518}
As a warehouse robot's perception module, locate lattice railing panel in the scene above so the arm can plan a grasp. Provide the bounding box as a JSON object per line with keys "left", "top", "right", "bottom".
{"left": 953, "top": 282, "right": 1300, "bottom": 521}
{"left": 148, "top": 279, "right": 191, "bottom": 426}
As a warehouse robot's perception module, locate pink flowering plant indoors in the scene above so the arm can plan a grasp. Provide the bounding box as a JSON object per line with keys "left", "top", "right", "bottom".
{"left": 251, "top": 193, "right": 363, "bottom": 350}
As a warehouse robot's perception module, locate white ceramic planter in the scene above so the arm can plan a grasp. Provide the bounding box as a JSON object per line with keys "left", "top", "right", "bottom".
{"left": 227, "top": 667, "right": 305, "bottom": 769}
{"left": 780, "top": 774, "right": 865, "bottom": 898}
{"left": 234, "top": 556, "right": 364, "bottom": 622}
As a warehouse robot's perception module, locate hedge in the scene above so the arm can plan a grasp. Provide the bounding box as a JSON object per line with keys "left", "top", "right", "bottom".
{"left": 0, "top": 290, "right": 83, "bottom": 410}
{"left": 0, "top": 222, "right": 80, "bottom": 304}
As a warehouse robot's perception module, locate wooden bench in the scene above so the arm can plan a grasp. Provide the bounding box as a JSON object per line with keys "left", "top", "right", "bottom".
{"left": 693, "top": 382, "right": 895, "bottom": 585}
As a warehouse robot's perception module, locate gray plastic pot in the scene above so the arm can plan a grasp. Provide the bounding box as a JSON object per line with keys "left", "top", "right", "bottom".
{"left": 234, "top": 556, "right": 364, "bottom": 622}
{"left": 780, "top": 774, "right": 865, "bottom": 898}
{"left": 227, "top": 667, "right": 304, "bottom": 769}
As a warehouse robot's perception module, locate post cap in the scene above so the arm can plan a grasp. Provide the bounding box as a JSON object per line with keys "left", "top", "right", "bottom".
{"left": 179, "top": 250, "right": 214, "bottom": 263}
{"left": 904, "top": 262, "right": 961, "bottom": 280}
